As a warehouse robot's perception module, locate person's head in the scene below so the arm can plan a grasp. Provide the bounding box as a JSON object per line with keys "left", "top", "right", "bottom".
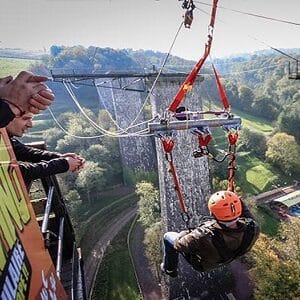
{"left": 6, "top": 112, "right": 33, "bottom": 137}
{"left": 208, "top": 190, "right": 242, "bottom": 222}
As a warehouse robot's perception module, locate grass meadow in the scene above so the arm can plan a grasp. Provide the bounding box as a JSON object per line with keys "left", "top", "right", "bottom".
{"left": 0, "top": 57, "right": 39, "bottom": 77}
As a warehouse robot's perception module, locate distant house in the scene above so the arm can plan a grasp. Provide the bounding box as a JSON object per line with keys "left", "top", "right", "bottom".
{"left": 254, "top": 182, "right": 300, "bottom": 219}
{"left": 271, "top": 190, "right": 300, "bottom": 217}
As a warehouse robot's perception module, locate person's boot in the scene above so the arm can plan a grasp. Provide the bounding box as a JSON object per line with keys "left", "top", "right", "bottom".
{"left": 160, "top": 263, "right": 178, "bottom": 278}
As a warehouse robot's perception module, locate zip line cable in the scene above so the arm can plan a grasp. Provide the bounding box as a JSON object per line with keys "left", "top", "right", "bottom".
{"left": 68, "top": 79, "right": 154, "bottom": 137}
{"left": 49, "top": 104, "right": 153, "bottom": 140}
{"left": 195, "top": 0, "right": 300, "bottom": 26}
{"left": 194, "top": 3, "right": 299, "bottom": 62}
{"left": 94, "top": 79, "right": 124, "bottom": 132}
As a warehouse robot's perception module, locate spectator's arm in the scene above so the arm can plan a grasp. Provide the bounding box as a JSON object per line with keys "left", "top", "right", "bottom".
{"left": 19, "top": 158, "right": 69, "bottom": 186}
{"left": 12, "top": 139, "right": 62, "bottom": 162}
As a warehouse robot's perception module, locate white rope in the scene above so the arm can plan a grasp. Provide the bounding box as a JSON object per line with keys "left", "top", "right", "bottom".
{"left": 48, "top": 107, "right": 104, "bottom": 139}
{"left": 63, "top": 80, "right": 155, "bottom": 138}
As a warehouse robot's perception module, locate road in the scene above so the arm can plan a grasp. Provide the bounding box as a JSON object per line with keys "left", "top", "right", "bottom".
{"left": 130, "top": 222, "right": 163, "bottom": 300}
{"left": 83, "top": 205, "right": 137, "bottom": 297}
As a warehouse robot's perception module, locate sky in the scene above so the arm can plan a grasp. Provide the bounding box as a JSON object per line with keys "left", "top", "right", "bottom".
{"left": 0, "top": 0, "right": 299, "bottom": 60}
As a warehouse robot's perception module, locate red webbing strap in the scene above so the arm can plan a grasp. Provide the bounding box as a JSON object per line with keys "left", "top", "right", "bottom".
{"left": 168, "top": 0, "right": 218, "bottom": 112}
{"left": 197, "top": 133, "right": 212, "bottom": 147}
{"left": 212, "top": 64, "right": 230, "bottom": 110}
{"left": 169, "top": 160, "right": 188, "bottom": 214}
{"left": 160, "top": 138, "right": 188, "bottom": 214}
{"left": 228, "top": 132, "right": 239, "bottom": 145}
{"left": 227, "top": 132, "right": 239, "bottom": 192}
{"left": 161, "top": 138, "right": 175, "bottom": 153}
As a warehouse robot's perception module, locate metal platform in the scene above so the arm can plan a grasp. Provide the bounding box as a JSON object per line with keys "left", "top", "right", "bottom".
{"left": 148, "top": 116, "right": 241, "bottom": 133}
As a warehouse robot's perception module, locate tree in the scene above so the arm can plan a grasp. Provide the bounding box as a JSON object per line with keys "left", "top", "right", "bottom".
{"left": 55, "top": 110, "right": 101, "bottom": 154}
{"left": 76, "top": 161, "right": 106, "bottom": 204}
{"left": 143, "top": 222, "right": 162, "bottom": 281}
{"left": 80, "top": 143, "right": 122, "bottom": 184}
{"left": 273, "top": 218, "right": 300, "bottom": 262}
{"left": 277, "top": 101, "right": 300, "bottom": 143}
{"left": 43, "top": 127, "right": 64, "bottom": 150}
{"left": 65, "top": 190, "right": 81, "bottom": 225}
{"left": 136, "top": 181, "right": 160, "bottom": 227}
{"left": 249, "top": 219, "right": 300, "bottom": 299}
{"left": 50, "top": 45, "right": 64, "bottom": 57}
{"left": 238, "top": 127, "right": 267, "bottom": 157}
{"left": 238, "top": 85, "right": 255, "bottom": 112}
{"left": 212, "top": 178, "right": 229, "bottom": 193}
{"left": 251, "top": 95, "right": 280, "bottom": 121}
{"left": 266, "top": 133, "right": 300, "bottom": 176}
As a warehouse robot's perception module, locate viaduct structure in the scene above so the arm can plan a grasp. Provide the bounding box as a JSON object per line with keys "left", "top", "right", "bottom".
{"left": 95, "top": 77, "right": 157, "bottom": 184}
{"left": 96, "top": 74, "right": 231, "bottom": 299}
{"left": 53, "top": 72, "right": 233, "bottom": 299}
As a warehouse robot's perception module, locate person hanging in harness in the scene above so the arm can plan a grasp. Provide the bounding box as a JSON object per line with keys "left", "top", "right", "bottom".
{"left": 161, "top": 190, "right": 260, "bottom": 277}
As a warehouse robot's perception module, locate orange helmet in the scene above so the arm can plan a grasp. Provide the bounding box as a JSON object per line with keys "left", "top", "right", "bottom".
{"left": 208, "top": 191, "right": 242, "bottom": 221}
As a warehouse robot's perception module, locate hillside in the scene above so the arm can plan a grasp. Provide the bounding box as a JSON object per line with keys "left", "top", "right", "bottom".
{"left": 2, "top": 46, "right": 300, "bottom": 194}
{"left": 0, "top": 57, "right": 40, "bottom": 77}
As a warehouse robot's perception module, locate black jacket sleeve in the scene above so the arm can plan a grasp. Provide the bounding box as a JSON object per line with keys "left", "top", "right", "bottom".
{"left": 0, "top": 100, "right": 15, "bottom": 128}
{"left": 19, "top": 158, "right": 69, "bottom": 187}
{"left": 12, "top": 139, "right": 62, "bottom": 162}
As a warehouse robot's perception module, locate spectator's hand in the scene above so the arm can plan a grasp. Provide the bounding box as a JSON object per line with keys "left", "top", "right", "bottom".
{"left": 65, "top": 156, "right": 83, "bottom": 172}
{"left": 61, "top": 153, "right": 78, "bottom": 159}
{"left": 0, "top": 71, "right": 55, "bottom": 114}
{"left": 0, "top": 75, "right": 13, "bottom": 88}
{"left": 76, "top": 156, "right": 85, "bottom": 171}
{"left": 61, "top": 153, "right": 85, "bottom": 171}
{"left": 65, "top": 155, "right": 85, "bottom": 172}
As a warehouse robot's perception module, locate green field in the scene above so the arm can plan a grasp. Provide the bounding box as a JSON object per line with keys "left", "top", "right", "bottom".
{"left": 0, "top": 57, "right": 40, "bottom": 77}
{"left": 202, "top": 103, "right": 287, "bottom": 194}
{"left": 231, "top": 108, "right": 273, "bottom": 134}
{"left": 236, "top": 152, "right": 292, "bottom": 195}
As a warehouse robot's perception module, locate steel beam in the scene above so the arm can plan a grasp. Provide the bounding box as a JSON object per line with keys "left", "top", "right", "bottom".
{"left": 148, "top": 116, "right": 241, "bottom": 133}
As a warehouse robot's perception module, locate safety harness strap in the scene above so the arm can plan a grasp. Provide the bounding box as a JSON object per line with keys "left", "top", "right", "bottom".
{"left": 160, "top": 137, "right": 190, "bottom": 227}
{"left": 212, "top": 64, "right": 230, "bottom": 110}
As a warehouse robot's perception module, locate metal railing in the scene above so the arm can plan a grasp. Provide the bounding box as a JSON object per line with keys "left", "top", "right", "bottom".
{"left": 27, "top": 141, "right": 86, "bottom": 299}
